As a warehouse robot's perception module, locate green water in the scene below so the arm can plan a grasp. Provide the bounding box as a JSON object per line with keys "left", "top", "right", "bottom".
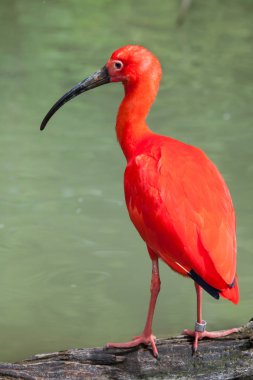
{"left": 0, "top": 0, "right": 252, "bottom": 362}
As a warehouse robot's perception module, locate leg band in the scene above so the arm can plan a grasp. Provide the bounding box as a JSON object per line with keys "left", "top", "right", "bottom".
{"left": 195, "top": 320, "right": 207, "bottom": 332}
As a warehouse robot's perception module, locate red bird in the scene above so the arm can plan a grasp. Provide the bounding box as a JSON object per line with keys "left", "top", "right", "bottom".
{"left": 40, "top": 45, "right": 239, "bottom": 356}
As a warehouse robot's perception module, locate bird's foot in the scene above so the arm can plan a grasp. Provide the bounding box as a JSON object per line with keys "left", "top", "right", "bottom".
{"left": 183, "top": 321, "right": 240, "bottom": 352}
{"left": 106, "top": 333, "right": 158, "bottom": 357}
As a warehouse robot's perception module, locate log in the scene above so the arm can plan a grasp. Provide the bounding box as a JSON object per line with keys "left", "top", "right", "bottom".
{"left": 0, "top": 321, "right": 253, "bottom": 380}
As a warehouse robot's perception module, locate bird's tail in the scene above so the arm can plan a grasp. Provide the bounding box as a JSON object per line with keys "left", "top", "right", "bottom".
{"left": 221, "top": 274, "right": 239, "bottom": 304}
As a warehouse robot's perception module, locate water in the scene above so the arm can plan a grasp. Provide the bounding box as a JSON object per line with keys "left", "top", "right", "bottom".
{"left": 0, "top": 0, "right": 252, "bottom": 362}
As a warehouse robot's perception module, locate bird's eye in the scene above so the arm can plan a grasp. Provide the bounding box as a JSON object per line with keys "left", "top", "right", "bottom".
{"left": 114, "top": 61, "right": 123, "bottom": 70}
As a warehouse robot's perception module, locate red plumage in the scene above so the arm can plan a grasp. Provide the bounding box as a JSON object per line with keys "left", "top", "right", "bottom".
{"left": 124, "top": 134, "right": 239, "bottom": 304}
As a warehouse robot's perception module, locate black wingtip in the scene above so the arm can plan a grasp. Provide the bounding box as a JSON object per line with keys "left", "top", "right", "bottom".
{"left": 189, "top": 269, "right": 220, "bottom": 300}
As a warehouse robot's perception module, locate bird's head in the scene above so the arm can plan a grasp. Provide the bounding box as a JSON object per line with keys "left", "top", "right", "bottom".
{"left": 40, "top": 45, "right": 162, "bottom": 130}
{"left": 106, "top": 45, "right": 162, "bottom": 86}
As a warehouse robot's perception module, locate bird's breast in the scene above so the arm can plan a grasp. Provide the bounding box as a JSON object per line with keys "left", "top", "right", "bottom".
{"left": 124, "top": 153, "right": 163, "bottom": 245}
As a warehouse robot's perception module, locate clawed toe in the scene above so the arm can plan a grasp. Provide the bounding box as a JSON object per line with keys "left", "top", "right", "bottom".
{"left": 183, "top": 325, "right": 240, "bottom": 352}
{"left": 106, "top": 333, "right": 158, "bottom": 357}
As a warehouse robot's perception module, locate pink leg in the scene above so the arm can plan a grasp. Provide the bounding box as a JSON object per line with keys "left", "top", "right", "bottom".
{"left": 183, "top": 283, "right": 240, "bottom": 352}
{"left": 107, "top": 256, "right": 161, "bottom": 357}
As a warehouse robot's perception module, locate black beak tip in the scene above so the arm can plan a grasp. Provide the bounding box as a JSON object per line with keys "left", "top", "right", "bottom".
{"left": 40, "top": 117, "right": 48, "bottom": 131}
{"left": 39, "top": 65, "right": 110, "bottom": 132}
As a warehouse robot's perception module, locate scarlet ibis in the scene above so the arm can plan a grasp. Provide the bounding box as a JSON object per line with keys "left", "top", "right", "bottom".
{"left": 40, "top": 45, "right": 239, "bottom": 356}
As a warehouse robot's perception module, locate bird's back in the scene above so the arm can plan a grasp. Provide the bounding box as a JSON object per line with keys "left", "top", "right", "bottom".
{"left": 124, "top": 134, "right": 239, "bottom": 303}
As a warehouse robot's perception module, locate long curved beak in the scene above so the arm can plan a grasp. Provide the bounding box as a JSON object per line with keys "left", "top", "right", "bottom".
{"left": 40, "top": 66, "right": 110, "bottom": 131}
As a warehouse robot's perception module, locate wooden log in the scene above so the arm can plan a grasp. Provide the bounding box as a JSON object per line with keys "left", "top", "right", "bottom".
{"left": 0, "top": 320, "right": 253, "bottom": 379}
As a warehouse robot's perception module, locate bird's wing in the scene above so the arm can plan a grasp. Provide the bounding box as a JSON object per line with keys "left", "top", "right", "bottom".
{"left": 124, "top": 138, "right": 236, "bottom": 289}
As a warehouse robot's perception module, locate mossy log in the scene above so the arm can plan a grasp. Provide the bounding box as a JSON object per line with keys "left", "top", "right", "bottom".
{"left": 0, "top": 321, "right": 253, "bottom": 379}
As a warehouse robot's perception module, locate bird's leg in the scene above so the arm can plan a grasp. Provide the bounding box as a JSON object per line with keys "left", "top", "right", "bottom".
{"left": 107, "top": 257, "right": 160, "bottom": 357}
{"left": 183, "top": 283, "right": 239, "bottom": 352}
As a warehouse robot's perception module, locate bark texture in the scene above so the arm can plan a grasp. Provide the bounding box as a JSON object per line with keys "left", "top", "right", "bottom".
{"left": 0, "top": 321, "right": 253, "bottom": 380}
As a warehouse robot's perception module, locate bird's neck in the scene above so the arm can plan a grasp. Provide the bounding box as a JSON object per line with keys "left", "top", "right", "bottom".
{"left": 116, "top": 80, "right": 158, "bottom": 161}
